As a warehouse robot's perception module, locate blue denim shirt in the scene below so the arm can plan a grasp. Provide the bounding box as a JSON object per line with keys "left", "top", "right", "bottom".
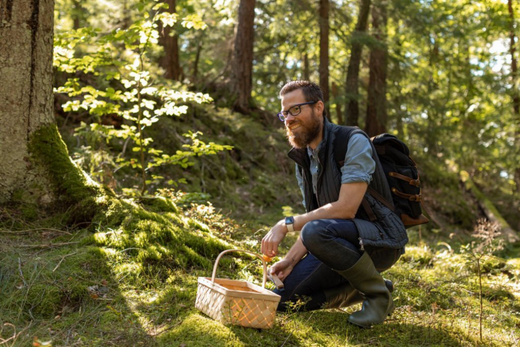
{"left": 296, "top": 133, "right": 375, "bottom": 207}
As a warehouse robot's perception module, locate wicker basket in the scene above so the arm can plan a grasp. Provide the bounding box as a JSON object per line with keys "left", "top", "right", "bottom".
{"left": 195, "top": 249, "right": 281, "bottom": 329}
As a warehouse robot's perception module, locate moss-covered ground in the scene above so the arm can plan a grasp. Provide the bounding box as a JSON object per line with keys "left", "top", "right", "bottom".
{"left": 1, "top": 196, "right": 519, "bottom": 346}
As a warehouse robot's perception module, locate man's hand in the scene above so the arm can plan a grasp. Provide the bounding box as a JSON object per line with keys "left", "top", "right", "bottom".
{"left": 261, "top": 220, "right": 287, "bottom": 257}
{"left": 269, "top": 258, "right": 295, "bottom": 281}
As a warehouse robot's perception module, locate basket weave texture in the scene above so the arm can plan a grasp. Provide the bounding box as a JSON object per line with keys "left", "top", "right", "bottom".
{"left": 195, "top": 249, "right": 281, "bottom": 329}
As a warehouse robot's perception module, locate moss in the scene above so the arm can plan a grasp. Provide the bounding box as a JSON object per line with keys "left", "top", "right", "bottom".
{"left": 27, "top": 124, "right": 105, "bottom": 225}
{"left": 29, "top": 124, "right": 100, "bottom": 203}
{"left": 138, "top": 196, "right": 179, "bottom": 213}
{"left": 26, "top": 283, "right": 62, "bottom": 317}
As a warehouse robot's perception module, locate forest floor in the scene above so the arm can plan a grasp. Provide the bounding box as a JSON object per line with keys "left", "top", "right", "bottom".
{"left": 0, "top": 197, "right": 519, "bottom": 347}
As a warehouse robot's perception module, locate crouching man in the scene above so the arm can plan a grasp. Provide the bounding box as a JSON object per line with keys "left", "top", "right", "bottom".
{"left": 262, "top": 81, "right": 407, "bottom": 328}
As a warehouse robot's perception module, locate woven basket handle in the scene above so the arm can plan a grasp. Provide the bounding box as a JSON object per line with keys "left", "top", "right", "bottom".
{"left": 211, "top": 249, "right": 268, "bottom": 288}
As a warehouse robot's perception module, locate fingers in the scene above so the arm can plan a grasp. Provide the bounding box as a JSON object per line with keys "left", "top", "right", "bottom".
{"left": 261, "top": 233, "right": 278, "bottom": 257}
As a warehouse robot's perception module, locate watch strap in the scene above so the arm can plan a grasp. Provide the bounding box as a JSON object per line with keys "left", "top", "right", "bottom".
{"left": 285, "top": 216, "right": 295, "bottom": 233}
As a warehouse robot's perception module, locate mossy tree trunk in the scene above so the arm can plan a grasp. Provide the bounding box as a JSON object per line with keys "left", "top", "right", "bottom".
{"left": 0, "top": 0, "right": 98, "bottom": 219}
{"left": 0, "top": 0, "right": 55, "bottom": 204}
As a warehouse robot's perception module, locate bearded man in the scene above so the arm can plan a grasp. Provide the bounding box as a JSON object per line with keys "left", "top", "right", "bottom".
{"left": 261, "top": 80, "right": 408, "bottom": 328}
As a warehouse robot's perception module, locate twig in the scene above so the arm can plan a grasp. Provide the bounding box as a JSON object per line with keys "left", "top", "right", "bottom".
{"left": 53, "top": 252, "right": 78, "bottom": 272}
{"left": 17, "top": 258, "right": 27, "bottom": 288}
{"left": 0, "top": 323, "right": 16, "bottom": 345}
{"left": 18, "top": 242, "right": 80, "bottom": 249}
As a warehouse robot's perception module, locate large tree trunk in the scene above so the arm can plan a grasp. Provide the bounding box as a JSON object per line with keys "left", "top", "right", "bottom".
{"left": 508, "top": 0, "right": 520, "bottom": 194}
{"left": 0, "top": 0, "right": 56, "bottom": 204}
{"left": 0, "top": 0, "right": 98, "bottom": 222}
{"left": 345, "top": 0, "right": 371, "bottom": 126}
{"left": 158, "top": 0, "right": 181, "bottom": 81}
{"left": 232, "top": 0, "right": 256, "bottom": 113}
{"left": 319, "top": 0, "right": 330, "bottom": 117}
{"left": 365, "top": 0, "right": 388, "bottom": 137}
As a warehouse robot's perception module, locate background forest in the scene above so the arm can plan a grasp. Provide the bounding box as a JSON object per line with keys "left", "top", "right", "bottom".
{"left": 1, "top": 0, "right": 520, "bottom": 346}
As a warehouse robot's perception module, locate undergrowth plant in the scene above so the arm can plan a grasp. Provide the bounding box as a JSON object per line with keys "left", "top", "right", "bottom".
{"left": 54, "top": 0, "right": 231, "bottom": 196}
{"left": 460, "top": 219, "right": 504, "bottom": 343}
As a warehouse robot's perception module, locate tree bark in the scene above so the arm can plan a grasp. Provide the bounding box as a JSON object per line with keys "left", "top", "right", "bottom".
{"left": 303, "top": 51, "right": 310, "bottom": 81}
{"left": 319, "top": 0, "right": 330, "bottom": 117}
{"left": 0, "top": 0, "right": 98, "bottom": 221}
{"left": 0, "top": 0, "right": 56, "bottom": 204}
{"left": 158, "top": 0, "right": 181, "bottom": 81}
{"left": 331, "top": 82, "right": 343, "bottom": 124}
{"left": 365, "top": 0, "right": 387, "bottom": 137}
{"left": 508, "top": 0, "right": 520, "bottom": 194}
{"left": 232, "top": 0, "right": 256, "bottom": 113}
{"left": 345, "top": 0, "right": 371, "bottom": 126}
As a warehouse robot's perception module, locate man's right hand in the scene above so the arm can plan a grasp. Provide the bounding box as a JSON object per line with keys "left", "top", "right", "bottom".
{"left": 261, "top": 220, "right": 287, "bottom": 257}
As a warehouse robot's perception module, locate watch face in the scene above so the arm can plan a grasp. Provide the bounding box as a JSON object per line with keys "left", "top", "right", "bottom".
{"left": 285, "top": 216, "right": 294, "bottom": 225}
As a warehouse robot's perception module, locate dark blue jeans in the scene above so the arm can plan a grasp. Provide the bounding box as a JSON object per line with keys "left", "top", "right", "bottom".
{"left": 274, "top": 219, "right": 402, "bottom": 312}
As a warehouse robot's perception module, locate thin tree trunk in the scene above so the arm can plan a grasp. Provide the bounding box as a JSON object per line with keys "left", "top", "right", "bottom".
{"left": 158, "top": 0, "right": 181, "bottom": 81}
{"left": 193, "top": 32, "right": 204, "bottom": 82}
{"left": 232, "top": 0, "right": 256, "bottom": 113}
{"left": 508, "top": 0, "right": 520, "bottom": 194}
{"left": 365, "top": 0, "right": 387, "bottom": 137}
{"left": 331, "top": 82, "right": 343, "bottom": 124}
{"left": 71, "top": 0, "right": 84, "bottom": 29}
{"left": 303, "top": 51, "right": 310, "bottom": 81}
{"left": 319, "top": 0, "right": 330, "bottom": 117}
{"left": 0, "top": 0, "right": 56, "bottom": 203}
{"left": 345, "top": 0, "right": 371, "bottom": 126}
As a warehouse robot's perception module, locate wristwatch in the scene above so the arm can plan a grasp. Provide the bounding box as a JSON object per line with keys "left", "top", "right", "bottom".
{"left": 285, "top": 216, "right": 295, "bottom": 233}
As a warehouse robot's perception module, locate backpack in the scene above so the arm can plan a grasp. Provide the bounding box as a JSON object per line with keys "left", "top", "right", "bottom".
{"left": 333, "top": 127, "right": 429, "bottom": 229}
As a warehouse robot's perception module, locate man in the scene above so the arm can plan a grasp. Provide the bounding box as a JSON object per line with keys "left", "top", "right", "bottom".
{"left": 261, "top": 81, "right": 408, "bottom": 328}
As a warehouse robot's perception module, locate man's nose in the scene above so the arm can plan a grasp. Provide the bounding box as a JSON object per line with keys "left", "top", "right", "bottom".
{"left": 284, "top": 113, "right": 296, "bottom": 124}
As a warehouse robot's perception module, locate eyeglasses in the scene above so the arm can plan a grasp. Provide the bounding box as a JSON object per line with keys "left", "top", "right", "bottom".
{"left": 277, "top": 101, "right": 317, "bottom": 122}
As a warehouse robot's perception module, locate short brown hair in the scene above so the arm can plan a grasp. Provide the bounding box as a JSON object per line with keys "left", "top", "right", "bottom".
{"left": 279, "top": 81, "right": 325, "bottom": 117}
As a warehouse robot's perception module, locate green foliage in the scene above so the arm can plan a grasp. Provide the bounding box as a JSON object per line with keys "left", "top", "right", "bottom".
{"left": 54, "top": 0, "right": 231, "bottom": 195}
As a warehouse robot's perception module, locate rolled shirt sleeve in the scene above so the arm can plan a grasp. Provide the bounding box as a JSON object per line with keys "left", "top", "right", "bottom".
{"left": 340, "top": 133, "right": 375, "bottom": 184}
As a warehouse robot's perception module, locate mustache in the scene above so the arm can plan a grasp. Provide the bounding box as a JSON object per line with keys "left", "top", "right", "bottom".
{"left": 285, "top": 120, "right": 301, "bottom": 130}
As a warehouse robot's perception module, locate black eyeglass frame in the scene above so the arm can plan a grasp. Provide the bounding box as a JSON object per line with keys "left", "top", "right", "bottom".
{"left": 277, "top": 101, "right": 318, "bottom": 122}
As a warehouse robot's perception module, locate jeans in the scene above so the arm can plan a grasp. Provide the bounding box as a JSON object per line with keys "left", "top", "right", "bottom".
{"left": 274, "top": 219, "right": 402, "bottom": 312}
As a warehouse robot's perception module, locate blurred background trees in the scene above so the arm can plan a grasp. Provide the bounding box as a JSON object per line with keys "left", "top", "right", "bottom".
{"left": 48, "top": 0, "right": 520, "bottom": 230}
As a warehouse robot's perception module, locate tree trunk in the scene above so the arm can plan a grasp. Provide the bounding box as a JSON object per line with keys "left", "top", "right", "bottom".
{"left": 71, "top": 0, "right": 85, "bottom": 29}
{"left": 331, "top": 82, "right": 343, "bottom": 124}
{"left": 508, "top": 0, "right": 520, "bottom": 194}
{"left": 0, "top": 0, "right": 98, "bottom": 222}
{"left": 232, "top": 0, "right": 256, "bottom": 113}
{"left": 345, "top": 0, "right": 371, "bottom": 126}
{"left": 158, "top": 0, "right": 181, "bottom": 81}
{"left": 0, "top": 0, "right": 56, "bottom": 203}
{"left": 365, "top": 0, "right": 387, "bottom": 137}
{"left": 319, "top": 0, "right": 330, "bottom": 117}
{"left": 193, "top": 32, "right": 204, "bottom": 83}
{"left": 303, "top": 51, "right": 310, "bottom": 81}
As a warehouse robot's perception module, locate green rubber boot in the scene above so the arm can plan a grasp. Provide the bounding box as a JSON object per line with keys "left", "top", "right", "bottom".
{"left": 335, "top": 252, "right": 395, "bottom": 328}
{"left": 324, "top": 279, "right": 394, "bottom": 309}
